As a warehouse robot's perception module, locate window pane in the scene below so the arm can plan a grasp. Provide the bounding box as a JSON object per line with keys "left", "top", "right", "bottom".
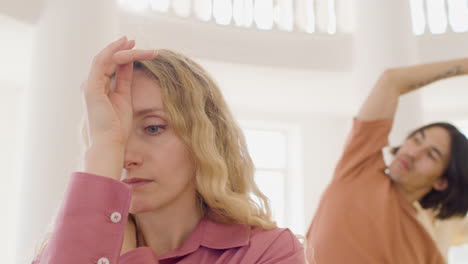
{"left": 119, "top": 0, "right": 149, "bottom": 12}
{"left": 410, "top": 0, "right": 427, "bottom": 35}
{"left": 327, "top": 0, "right": 337, "bottom": 34}
{"left": 151, "top": 0, "right": 170, "bottom": 12}
{"left": 274, "top": 0, "right": 294, "bottom": 31}
{"left": 254, "top": 0, "right": 274, "bottom": 30}
{"left": 254, "top": 170, "right": 285, "bottom": 226}
{"left": 447, "top": 0, "right": 468, "bottom": 32}
{"left": 449, "top": 244, "right": 468, "bottom": 263}
{"left": 172, "top": 0, "right": 191, "bottom": 17}
{"left": 233, "top": 0, "right": 254, "bottom": 27}
{"left": 194, "top": 0, "right": 213, "bottom": 21}
{"left": 426, "top": 0, "right": 448, "bottom": 34}
{"left": 244, "top": 129, "right": 287, "bottom": 169}
{"left": 315, "top": 0, "right": 329, "bottom": 33}
{"left": 213, "top": 0, "right": 233, "bottom": 25}
{"left": 295, "top": 0, "right": 316, "bottom": 33}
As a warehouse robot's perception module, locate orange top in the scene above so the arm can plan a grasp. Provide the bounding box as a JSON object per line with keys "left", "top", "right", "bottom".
{"left": 306, "top": 119, "right": 445, "bottom": 264}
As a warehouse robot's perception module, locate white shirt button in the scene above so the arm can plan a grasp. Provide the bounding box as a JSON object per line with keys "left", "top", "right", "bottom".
{"left": 97, "top": 257, "right": 110, "bottom": 264}
{"left": 110, "top": 212, "right": 122, "bottom": 223}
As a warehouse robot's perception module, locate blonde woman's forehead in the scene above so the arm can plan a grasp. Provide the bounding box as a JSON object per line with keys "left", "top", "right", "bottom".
{"left": 131, "top": 70, "right": 166, "bottom": 115}
{"left": 133, "top": 107, "right": 167, "bottom": 118}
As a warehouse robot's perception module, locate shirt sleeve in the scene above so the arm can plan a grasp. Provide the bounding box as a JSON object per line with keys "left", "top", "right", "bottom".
{"left": 332, "top": 118, "right": 393, "bottom": 182}
{"left": 32, "top": 172, "right": 156, "bottom": 264}
{"left": 257, "top": 229, "right": 306, "bottom": 264}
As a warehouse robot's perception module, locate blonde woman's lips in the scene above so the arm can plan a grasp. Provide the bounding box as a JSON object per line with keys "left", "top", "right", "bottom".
{"left": 123, "top": 178, "right": 154, "bottom": 187}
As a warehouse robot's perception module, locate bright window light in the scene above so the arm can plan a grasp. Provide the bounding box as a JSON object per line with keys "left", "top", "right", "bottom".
{"left": 255, "top": 170, "right": 286, "bottom": 225}
{"left": 254, "top": 0, "right": 274, "bottom": 30}
{"left": 233, "top": 0, "right": 254, "bottom": 27}
{"left": 449, "top": 244, "right": 468, "bottom": 263}
{"left": 274, "top": 0, "right": 294, "bottom": 31}
{"left": 426, "top": 0, "right": 448, "bottom": 34}
{"left": 327, "top": 0, "right": 337, "bottom": 34}
{"left": 244, "top": 128, "right": 287, "bottom": 226}
{"left": 150, "top": 0, "right": 170, "bottom": 12}
{"left": 213, "top": 0, "right": 233, "bottom": 25}
{"left": 172, "top": 0, "right": 191, "bottom": 17}
{"left": 244, "top": 129, "right": 287, "bottom": 169}
{"left": 305, "top": 0, "right": 316, "bottom": 33}
{"left": 410, "top": 0, "right": 427, "bottom": 35}
{"left": 447, "top": 0, "right": 468, "bottom": 32}
{"left": 118, "top": 0, "right": 149, "bottom": 12}
{"left": 242, "top": 122, "right": 304, "bottom": 234}
{"left": 193, "top": 0, "right": 212, "bottom": 21}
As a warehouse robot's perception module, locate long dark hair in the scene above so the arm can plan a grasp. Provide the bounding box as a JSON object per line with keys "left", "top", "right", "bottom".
{"left": 391, "top": 122, "right": 468, "bottom": 219}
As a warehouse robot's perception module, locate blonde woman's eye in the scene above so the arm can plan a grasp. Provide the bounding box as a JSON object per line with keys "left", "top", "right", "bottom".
{"left": 145, "top": 125, "right": 166, "bottom": 135}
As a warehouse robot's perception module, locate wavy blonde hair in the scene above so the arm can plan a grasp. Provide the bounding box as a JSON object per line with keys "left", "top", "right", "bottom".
{"left": 136, "top": 50, "right": 275, "bottom": 228}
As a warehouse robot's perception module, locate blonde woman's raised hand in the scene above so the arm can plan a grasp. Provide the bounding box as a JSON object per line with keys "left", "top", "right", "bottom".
{"left": 82, "top": 37, "right": 157, "bottom": 180}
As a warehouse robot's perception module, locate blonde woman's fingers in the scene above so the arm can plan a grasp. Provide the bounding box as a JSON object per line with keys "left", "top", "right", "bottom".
{"left": 91, "top": 36, "right": 128, "bottom": 73}
{"left": 123, "top": 39, "right": 136, "bottom": 50}
{"left": 112, "top": 49, "right": 157, "bottom": 65}
{"left": 113, "top": 62, "right": 134, "bottom": 98}
{"left": 87, "top": 36, "right": 132, "bottom": 88}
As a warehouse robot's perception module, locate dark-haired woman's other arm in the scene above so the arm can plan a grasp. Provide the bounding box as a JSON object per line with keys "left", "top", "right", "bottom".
{"left": 357, "top": 58, "right": 468, "bottom": 121}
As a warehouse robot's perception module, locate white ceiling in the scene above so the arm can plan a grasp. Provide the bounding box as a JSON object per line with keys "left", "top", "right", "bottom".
{"left": 0, "top": 0, "right": 45, "bottom": 23}
{"left": 1, "top": 1, "right": 467, "bottom": 118}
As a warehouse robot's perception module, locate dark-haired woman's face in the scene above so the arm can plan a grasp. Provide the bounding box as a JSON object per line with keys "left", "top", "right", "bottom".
{"left": 389, "top": 126, "right": 451, "bottom": 194}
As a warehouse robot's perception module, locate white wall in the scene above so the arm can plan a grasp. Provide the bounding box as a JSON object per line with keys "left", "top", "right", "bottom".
{"left": 422, "top": 77, "right": 468, "bottom": 123}
{"left": 0, "top": 15, "right": 35, "bottom": 264}
{"left": 417, "top": 33, "right": 468, "bottom": 123}
{"left": 197, "top": 59, "right": 357, "bottom": 115}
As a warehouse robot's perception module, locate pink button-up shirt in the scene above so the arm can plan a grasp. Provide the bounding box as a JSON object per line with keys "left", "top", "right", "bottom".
{"left": 32, "top": 172, "right": 305, "bottom": 263}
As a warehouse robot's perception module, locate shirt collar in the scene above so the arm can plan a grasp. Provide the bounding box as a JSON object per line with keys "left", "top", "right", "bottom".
{"left": 158, "top": 214, "right": 251, "bottom": 260}
{"left": 199, "top": 216, "right": 251, "bottom": 249}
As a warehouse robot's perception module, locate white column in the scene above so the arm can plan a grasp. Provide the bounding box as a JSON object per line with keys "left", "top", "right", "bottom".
{"left": 353, "top": 0, "right": 423, "bottom": 144}
{"left": 15, "top": 0, "right": 119, "bottom": 263}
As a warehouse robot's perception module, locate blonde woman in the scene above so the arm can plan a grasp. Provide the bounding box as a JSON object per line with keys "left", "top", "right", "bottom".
{"left": 32, "top": 37, "right": 305, "bottom": 264}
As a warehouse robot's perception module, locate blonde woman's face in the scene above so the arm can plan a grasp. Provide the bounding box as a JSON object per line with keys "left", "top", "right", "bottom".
{"left": 121, "top": 70, "right": 197, "bottom": 214}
